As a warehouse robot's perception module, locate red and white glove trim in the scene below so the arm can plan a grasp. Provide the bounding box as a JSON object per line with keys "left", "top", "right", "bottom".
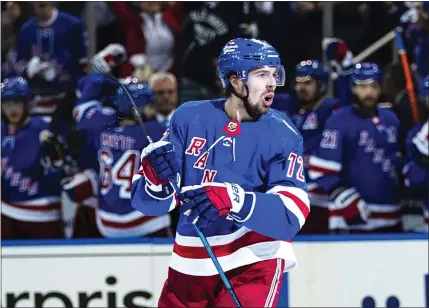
{"left": 61, "top": 169, "right": 98, "bottom": 203}
{"left": 140, "top": 140, "right": 170, "bottom": 186}
{"left": 330, "top": 187, "right": 369, "bottom": 224}
{"left": 200, "top": 182, "right": 254, "bottom": 222}
{"left": 140, "top": 140, "right": 178, "bottom": 200}
{"left": 92, "top": 43, "right": 127, "bottom": 74}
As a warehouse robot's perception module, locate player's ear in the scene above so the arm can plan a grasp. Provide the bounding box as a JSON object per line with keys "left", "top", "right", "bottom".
{"left": 229, "top": 74, "right": 241, "bottom": 92}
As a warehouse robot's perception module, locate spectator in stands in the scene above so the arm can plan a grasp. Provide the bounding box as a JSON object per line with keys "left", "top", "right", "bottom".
{"left": 1, "top": 2, "right": 33, "bottom": 61}
{"left": 148, "top": 72, "right": 179, "bottom": 129}
{"left": 107, "top": 2, "right": 182, "bottom": 79}
{"left": 180, "top": 2, "right": 259, "bottom": 101}
{"left": 1, "top": 2, "right": 33, "bottom": 78}
{"left": 13, "top": 1, "right": 86, "bottom": 115}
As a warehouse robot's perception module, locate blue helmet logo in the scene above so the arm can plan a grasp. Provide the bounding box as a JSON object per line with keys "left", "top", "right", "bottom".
{"left": 218, "top": 38, "right": 286, "bottom": 88}
{"left": 295, "top": 60, "right": 329, "bottom": 84}
{"left": 351, "top": 62, "right": 382, "bottom": 85}
{"left": 1, "top": 77, "right": 30, "bottom": 102}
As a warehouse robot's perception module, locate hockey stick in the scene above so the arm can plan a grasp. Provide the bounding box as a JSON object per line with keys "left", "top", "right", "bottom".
{"left": 395, "top": 27, "right": 420, "bottom": 124}
{"left": 353, "top": 29, "right": 396, "bottom": 65}
{"left": 100, "top": 71, "right": 243, "bottom": 307}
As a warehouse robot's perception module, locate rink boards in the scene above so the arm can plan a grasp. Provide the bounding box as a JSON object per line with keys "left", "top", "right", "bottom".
{"left": 1, "top": 233, "right": 428, "bottom": 308}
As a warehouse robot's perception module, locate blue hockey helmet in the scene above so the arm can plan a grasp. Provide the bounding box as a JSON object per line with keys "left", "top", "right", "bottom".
{"left": 218, "top": 38, "right": 285, "bottom": 88}
{"left": 114, "top": 80, "right": 155, "bottom": 116}
{"left": 351, "top": 62, "right": 382, "bottom": 85}
{"left": 295, "top": 60, "right": 329, "bottom": 84}
{"left": 422, "top": 75, "right": 429, "bottom": 96}
{"left": 1, "top": 77, "right": 30, "bottom": 102}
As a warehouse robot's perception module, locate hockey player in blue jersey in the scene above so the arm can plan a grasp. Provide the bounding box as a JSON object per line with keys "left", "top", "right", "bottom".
{"left": 283, "top": 60, "right": 341, "bottom": 234}
{"left": 73, "top": 80, "right": 171, "bottom": 238}
{"left": 309, "top": 63, "right": 402, "bottom": 233}
{"left": 402, "top": 75, "right": 429, "bottom": 232}
{"left": 1, "top": 77, "right": 66, "bottom": 239}
{"left": 13, "top": 2, "right": 86, "bottom": 114}
{"left": 131, "top": 38, "right": 310, "bottom": 307}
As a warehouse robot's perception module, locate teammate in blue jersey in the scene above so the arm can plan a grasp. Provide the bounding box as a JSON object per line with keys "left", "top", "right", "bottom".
{"left": 75, "top": 73, "right": 119, "bottom": 110}
{"left": 1, "top": 77, "right": 66, "bottom": 239}
{"left": 73, "top": 80, "right": 170, "bottom": 238}
{"left": 288, "top": 61, "right": 341, "bottom": 234}
{"left": 272, "top": 61, "right": 340, "bottom": 234}
{"left": 402, "top": 76, "right": 429, "bottom": 232}
{"left": 13, "top": 2, "right": 86, "bottom": 114}
{"left": 309, "top": 63, "right": 402, "bottom": 233}
{"left": 131, "top": 38, "right": 310, "bottom": 307}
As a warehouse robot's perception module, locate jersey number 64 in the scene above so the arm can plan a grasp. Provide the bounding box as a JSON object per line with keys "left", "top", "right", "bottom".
{"left": 98, "top": 149, "right": 140, "bottom": 199}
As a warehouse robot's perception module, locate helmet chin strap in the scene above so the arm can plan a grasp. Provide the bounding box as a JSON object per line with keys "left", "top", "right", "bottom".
{"left": 231, "top": 85, "right": 261, "bottom": 120}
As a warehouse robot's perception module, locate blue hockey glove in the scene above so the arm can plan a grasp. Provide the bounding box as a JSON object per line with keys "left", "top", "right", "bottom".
{"left": 140, "top": 140, "right": 180, "bottom": 200}
{"left": 180, "top": 183, "right": 253, "bottom": 229}
{"left": 329, "top": 186, "right": 369, "bottom": 227}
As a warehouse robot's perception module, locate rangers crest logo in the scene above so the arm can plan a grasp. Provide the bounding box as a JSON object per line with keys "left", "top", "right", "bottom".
{"left": 228, "top": 122, "right": 237, "bottom": 132}
{"left": 223, "top": 120, "right": 241, "bottom": 138}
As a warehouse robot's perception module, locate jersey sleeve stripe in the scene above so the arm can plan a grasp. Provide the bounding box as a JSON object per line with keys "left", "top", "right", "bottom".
{"left": 309, "top": 155, "right": 342, "bottom": 172}
{"left": 308, "top": 156, "right": 342, "bottom": 179}
{"left": 267, "top": 186, "right": 310, "bottom": 228}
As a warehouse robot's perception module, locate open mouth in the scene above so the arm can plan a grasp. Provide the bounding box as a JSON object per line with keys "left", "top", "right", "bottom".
{"left": 263, "top": 93, "right": 274, "bottom": 106}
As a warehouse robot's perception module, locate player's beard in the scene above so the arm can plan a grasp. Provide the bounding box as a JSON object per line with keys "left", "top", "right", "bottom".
{"left": 354, "top": 94, "right": 379, "bottom": 116}
{"left": 296, "top": 91, "right": 317, "bottom": 109}
{"left": 242, "top": 98, "right": 264, "bottom": 120}
{"left": 244, "top": 95, "right": 271, "bottom": 120}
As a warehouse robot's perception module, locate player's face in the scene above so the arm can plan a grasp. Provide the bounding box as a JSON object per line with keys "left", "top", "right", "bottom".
{"left": 2, "top": 100, "right": 26, "bottom": 125}
{"left": 352, "top": 82, "right": 381, "bottom": 109}
{"left": 33, "top": 2, "right": 53, "bottom": 22}
{"left": 152, "top": 78, "right": 178, "bottom": 115}
{"left": 245, "top": 67, "right": 277, "bottom": 115}
{"left": 295, "top": 79, "right": 318, "bottom": 104}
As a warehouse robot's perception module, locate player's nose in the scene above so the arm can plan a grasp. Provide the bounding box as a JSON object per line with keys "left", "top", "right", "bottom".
{"left": 267, "top": 76, "right": 276, "bottom": 88}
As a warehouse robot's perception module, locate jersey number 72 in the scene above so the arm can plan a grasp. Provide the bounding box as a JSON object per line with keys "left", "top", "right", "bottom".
{"left": 287, "top": 152, "right": 305, "bottom": 182}
{"left": 98, "top": 148, "right": 140, "bottom": 198}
